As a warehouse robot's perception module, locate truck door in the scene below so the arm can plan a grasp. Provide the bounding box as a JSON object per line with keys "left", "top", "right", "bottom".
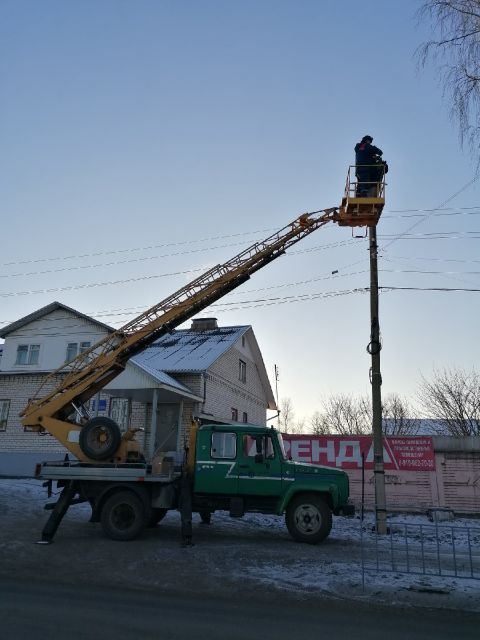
{"left": 237, "top": 433, "right": 283, "bottom": 496}
{"left": 194, "top": 429, "right": 239, "bottom": 494}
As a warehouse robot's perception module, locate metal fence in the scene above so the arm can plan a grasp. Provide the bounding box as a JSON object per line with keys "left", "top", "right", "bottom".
{"left": 360, "top": 518, "right": 480, "bottom": 589}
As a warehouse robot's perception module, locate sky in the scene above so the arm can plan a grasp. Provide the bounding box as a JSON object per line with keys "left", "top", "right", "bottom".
{"left": 1, "top": 0, "right": 479, "bottom": 425}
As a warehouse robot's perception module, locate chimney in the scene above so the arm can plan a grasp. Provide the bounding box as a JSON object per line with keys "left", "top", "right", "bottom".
{"left": 191, "top": 318, "right": 218, "bottom": 331}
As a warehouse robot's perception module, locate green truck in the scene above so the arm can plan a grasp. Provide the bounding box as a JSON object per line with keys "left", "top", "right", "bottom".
{"left": 36, "top": 422, "right": 354, "bottom": 545}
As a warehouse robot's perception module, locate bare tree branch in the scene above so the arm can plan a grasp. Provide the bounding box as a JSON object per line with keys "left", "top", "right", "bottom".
{"left": 416, "top": 367, "right": 480, "bottom": 435}
{"left": 417, "top": 0, "right": 480, "bottom": 157}
{"left": 382, "top": 393, "right": 419, "bottom": 436}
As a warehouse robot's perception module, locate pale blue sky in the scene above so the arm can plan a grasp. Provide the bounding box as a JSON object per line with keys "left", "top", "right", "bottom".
{"left": 1, "top": 0, "right": 479, "bottom": 423}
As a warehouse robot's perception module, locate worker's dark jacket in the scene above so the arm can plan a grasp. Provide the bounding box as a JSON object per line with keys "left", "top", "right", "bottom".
{"left": 354, "top": 142, "right": 383, "bottom": 167}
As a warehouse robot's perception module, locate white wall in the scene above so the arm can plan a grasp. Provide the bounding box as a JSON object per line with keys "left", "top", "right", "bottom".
{"left": 0, "top": 309, "right": 109, "bottom": 372}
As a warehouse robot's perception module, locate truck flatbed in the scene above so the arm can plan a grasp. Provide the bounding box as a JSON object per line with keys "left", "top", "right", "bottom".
{"left": 36, "top": 460, "right": 178, "bottom": 483}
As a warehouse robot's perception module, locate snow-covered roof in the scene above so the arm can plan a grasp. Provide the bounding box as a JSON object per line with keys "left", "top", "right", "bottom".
{"left": 132, "top": 326, "right": 250, "bottom": 372}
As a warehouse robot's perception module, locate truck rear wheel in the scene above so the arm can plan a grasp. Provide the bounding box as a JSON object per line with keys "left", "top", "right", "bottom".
{"left": 100, "top": 490, "right": 146, "bottom": 541}
{"left": 285, "top": 494, "right": 332, "bottom": 544}
{"left": 79, "top": 417, "right": 121, "bottom": 460}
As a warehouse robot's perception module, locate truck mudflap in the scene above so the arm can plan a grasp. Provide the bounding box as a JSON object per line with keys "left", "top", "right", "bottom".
{"left": 336, "top": 503, "right": 355, "bottom": 517}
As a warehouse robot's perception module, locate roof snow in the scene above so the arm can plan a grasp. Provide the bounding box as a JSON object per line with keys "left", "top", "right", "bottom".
{"left": 131, "top": 326, "right": 250, "bottom": 373}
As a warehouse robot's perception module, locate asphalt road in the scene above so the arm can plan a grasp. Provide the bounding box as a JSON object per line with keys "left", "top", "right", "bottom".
{"left": 1, "top": 578, "right": 479, "bottom": 640}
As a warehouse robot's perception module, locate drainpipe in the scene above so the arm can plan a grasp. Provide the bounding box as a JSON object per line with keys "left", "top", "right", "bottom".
{"left": 148, "top": 389, "right": 159, "bottom": 460}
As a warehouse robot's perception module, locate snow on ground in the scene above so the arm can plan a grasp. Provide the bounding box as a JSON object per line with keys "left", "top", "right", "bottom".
{"left": 1, "top": 479, "right": 479, "bottom": 611}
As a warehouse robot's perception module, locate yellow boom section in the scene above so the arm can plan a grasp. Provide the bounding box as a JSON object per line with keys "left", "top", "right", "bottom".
{"left": 21, "top": 208, "right": 337, "bottom": 457}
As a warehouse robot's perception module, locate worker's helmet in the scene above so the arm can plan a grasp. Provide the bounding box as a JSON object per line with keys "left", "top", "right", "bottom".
{"left": 361, "top": 135, "right": 373, "bottom": 143}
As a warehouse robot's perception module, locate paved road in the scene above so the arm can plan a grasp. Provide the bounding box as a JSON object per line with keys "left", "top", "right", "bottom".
{"left": 1, "top": 578, "right": 479, "bottom": 640}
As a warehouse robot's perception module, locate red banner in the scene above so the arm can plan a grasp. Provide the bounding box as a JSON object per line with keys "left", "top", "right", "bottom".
{"left": 282, "top": 435, "right": 435, "bottom": 472}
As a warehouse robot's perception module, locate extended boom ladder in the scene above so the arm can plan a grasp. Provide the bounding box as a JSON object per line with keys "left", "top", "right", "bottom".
{"left": 22, "top": 208, "right": 337, "bottom": 459}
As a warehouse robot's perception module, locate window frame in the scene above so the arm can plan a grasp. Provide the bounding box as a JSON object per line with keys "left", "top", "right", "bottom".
{"left": 210, "top": 432, "right": 237, "bottom": 460}
{"left": 109, "top": 397, "right": 131, "bottom": 432}
{"left": 231, "top": 407, "right": 238, "bottom": 422}
{"left": 239, "top": 359, "right": 246, "bottom": 383}
{"left": 65, "top": 342, "right": 78, "bottom": 363}
{"left": 0, "top": 399, "right": 10, "bottom": 431}
{"left": 15, "top": 344, "right": 40, "bottom": 365}
{"left": 242, "top": 411, "right": 248, "bottom": 423}
{"left": 66, "top": 341, "right": 91, "bottom": 363}
{"left": 243, "top": 434, "right": 276, "bottom": 460}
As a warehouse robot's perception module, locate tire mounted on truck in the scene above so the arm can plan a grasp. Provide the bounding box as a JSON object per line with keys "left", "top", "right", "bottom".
{"left": 79, "top": 417, "right": 122, "bottom": 461}
{"left": 100, "top": 490, "right": 146, "bottom": 541}
{"left": 285, "top": 493, "right": 332, "bottom": 544}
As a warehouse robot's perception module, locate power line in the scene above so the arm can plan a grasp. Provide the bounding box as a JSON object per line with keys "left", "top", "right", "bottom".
{"left": 379, "top": 232, "right": 480, "bottom": 239}
{"left": 0, "top": 269, "right": 370, "bottom": 328}
{"left": 0, "top": 238, "right": 357, "bottom": 280}
{"left": 4, "top": 282, "right": 480, "bottom": 338}
{"left": 379, "top": 286, "right": 480, "bottom": 292}
{"left": 1, "top": 204, "right": 479, "bottom": 270}
{"left": 0, "top": 228, "right": 273, "bottom": 268}
{"left": 2, "top": 228, "right": 479, "bottom": 283}
{"left": 387, "top": 254, "right": 480, "bottom": 265}
{"left": 381, "top": 174, "right": 480, "bottom": 251}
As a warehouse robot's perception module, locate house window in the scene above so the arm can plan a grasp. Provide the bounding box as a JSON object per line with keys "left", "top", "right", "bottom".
{"left": 66, "top": 343, "right": 78, "bottom": 362}
{"left": 66, "top": 341, "right": 91, "bottom": 362}
{"left": 242, "top": 412, "right": 248, "bottom": 423}
{"left": 239, "top": 359, "right": 246, "bottom": 383}
{"left": 231, "top": 407, "right": 238, "bottom": 421}
{"left": 242, "top": 336, "right": 246, "bottom": 348}
{"left": 109, "top": 398, "right": 130, "bottom": 432}
{"left": 0, "top": 400, "right": 10, "bottom": 431}
{"left": 15, "top": 344, "right": 40, "bottom": 365}
{"left": 211, "top": 432, "right": 236, "bottom": 459}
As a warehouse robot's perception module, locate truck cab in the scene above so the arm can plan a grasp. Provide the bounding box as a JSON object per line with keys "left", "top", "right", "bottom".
{"left": 192, "top": 423, "right": 354, "bottom": 543}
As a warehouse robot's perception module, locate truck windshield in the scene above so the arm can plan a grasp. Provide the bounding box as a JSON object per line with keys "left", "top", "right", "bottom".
{"left": 276, "top": 433, "right": 288, "bottom": 460}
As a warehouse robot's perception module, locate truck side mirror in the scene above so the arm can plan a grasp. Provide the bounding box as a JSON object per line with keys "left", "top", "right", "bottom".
{"left": 254, "top": 453, "right": 264, "bottom": 464}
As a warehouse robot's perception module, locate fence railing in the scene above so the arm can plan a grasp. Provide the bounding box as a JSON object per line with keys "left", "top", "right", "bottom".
{"left": 360, "top": 519, "right": 480, "bottom": 589}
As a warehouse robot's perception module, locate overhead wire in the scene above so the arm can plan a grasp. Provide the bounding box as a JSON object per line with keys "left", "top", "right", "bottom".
{"left": 5, "top": 280, "right": 480, "bottom": 339}
{"left": 2, "top": 182, "right": 479, "bottom": 332}
{"left": 1, "top": 204, "right": 480, "bottom": 271}
{"left": 381, "top": 174, "right": 480, "bottom": 251}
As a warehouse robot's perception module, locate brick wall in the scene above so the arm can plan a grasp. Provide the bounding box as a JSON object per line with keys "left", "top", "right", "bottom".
{"left": 204, "top": 348, "right": 267, "bottom": 425}
{"left": 0, "top": 373, "right": 66, "bottom": 452}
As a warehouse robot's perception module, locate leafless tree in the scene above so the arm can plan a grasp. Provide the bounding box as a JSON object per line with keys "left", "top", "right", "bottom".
{"left": 416, "top": 367, "right": 480, "bottom": 435}
{"left": 291, "top": 417, "right": 307, "bottom": 435}
{"left": 315, "top": 394, "right": 372, "bottom": 435}
{"left": 382, "top": 393, "right": 420, "bottom": 436}
{"left": 310, "top": 410, "right": 331, "bottom": 435}
{"left": 417, "top": 1, "right": 480, "bottom": 157}
{"left": 312, "top": 393, "right": 419, "bottom": 436}
{"left": 278, "top": 397, "right": 295, "bottom": 433}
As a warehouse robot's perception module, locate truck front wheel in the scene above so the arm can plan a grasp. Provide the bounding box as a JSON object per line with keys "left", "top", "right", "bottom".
{"left": 285, "top": 494, "right": 332, "bottom": 544}
{"left": 100, "top": 490, "right": 146, "bottom": 541}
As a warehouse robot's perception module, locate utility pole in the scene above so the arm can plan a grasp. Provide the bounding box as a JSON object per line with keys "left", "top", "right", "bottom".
{"left": 274, "top": 365, "right": 280, "bottom": 429}
{"left": 368, "top": 224, "right": 387, "bottom": 534}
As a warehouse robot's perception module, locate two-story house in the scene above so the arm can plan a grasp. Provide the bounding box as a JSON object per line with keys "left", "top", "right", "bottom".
{"left": 0, "top": 302, "right": 276, "bottom": 475}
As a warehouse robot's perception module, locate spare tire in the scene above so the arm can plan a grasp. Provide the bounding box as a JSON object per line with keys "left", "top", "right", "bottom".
{"left": 79, "top": 416, "right": 121, "bottom": 460}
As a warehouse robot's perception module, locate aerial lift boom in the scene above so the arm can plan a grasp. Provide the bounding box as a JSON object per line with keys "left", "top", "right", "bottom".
{"left": 21, "top": 167, "right": 386, "bottom": 464}
{"left": 21, "top": 208, "right": 338, "bottom": 461}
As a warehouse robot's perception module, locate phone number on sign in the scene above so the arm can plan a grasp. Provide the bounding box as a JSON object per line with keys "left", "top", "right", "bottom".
{"left": 399, "top": 458, "right": 434, "bottom": 469}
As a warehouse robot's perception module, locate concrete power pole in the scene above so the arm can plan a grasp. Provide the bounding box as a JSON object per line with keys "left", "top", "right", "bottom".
{"left": 368, "top": 225, "right": 387, "bottom": 534}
